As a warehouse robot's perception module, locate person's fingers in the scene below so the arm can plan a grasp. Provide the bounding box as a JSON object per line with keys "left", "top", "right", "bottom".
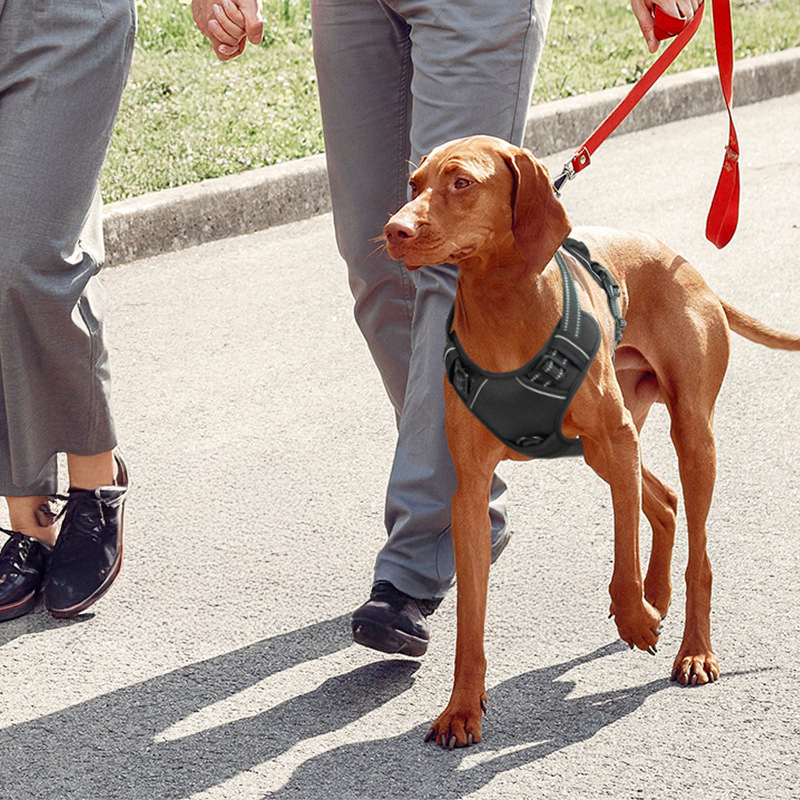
{"left": 215, "top": 37, "right": 246, "bottom": 60}
{"left": 630, "top": 0, "right": 659, "bottom": 53}
{"left": 239, "top": 0, "right": 264, "bottom": 45}
{"left": 222, "top": 0, "right": 247, "bottom": 26}
{"left": 210, "top": 5, "right": 245, "bottom": 46}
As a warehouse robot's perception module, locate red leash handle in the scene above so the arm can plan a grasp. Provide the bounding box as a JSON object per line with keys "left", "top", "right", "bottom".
{"left": 553, "top": 1, "right": 740, "bottom": 248}
{"left": 653, "top": 5, "right": 691, "bottom": 39}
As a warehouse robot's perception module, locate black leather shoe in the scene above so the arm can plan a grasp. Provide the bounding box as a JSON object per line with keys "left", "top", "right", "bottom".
{"left": 352, "top": 581, "right": 442, "bottom": 657}
{"left": 0, "top": 530, "right": 51, "bottom": 621}
{"left": 44, "top": 453, "right": 128, "bottom": 619}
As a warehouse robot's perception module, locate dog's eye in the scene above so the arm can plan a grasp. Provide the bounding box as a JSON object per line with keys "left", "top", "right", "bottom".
{"left": 454, "top": 178, "right": 473, "bottom": 190}
{"left": 409, "top": 179, "right": 418, "bottom": 198}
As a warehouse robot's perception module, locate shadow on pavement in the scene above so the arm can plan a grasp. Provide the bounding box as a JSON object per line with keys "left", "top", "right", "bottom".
{"left": 0, "top": 613, "right": 420, "bottom": 799}
{"left": 269, "top": 641, "right": 668, "bottom": 799}
{"left": 5, "top": 622, "right": 742, "bottom": 799}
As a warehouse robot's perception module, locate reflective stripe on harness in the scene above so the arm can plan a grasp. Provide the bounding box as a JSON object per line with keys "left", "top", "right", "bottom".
{"left": 443, "top": 238, "right": 625, "bottom": 459}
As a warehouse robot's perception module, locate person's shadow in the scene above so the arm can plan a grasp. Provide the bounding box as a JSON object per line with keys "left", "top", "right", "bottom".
{"left": 0, "top": 615, "right": 724, "bottom": 800}
{"left": 0, "top": 613, "right": 418, "bottom": 799}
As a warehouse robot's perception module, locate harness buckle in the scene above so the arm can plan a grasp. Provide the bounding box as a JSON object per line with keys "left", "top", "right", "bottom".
{"left": 516, "top": 434, "right": 544, "bottom": 448}
{"left": 451, "top": 359, "right": 471, "bottom": 398}
{"left": 516, "top": 436, "right": 544, "bottom": 447}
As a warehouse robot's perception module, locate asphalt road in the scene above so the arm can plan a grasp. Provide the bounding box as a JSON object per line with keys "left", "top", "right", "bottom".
{"left": 1, "top": 92, "right": 798, "bottom": 800}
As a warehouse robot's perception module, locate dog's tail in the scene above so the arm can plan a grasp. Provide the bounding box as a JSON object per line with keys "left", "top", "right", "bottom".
{"left": 723, "top": 301, "right": 800, "bottom": 351}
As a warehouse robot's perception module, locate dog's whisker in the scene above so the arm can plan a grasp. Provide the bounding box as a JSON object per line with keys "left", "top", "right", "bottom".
{"left": 368, "top": 235, "right": 390, "bottom": 258}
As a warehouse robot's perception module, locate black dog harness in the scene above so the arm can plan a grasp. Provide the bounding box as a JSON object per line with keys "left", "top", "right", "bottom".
{"left": 444, "top": 238, "right": 626, "bottom": 459}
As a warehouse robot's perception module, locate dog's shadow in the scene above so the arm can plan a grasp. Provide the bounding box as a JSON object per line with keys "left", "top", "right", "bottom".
{"left": 268, "top": 640, "right": 667, "bottom": 798}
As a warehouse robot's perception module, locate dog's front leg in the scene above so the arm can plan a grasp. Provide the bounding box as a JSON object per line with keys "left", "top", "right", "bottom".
{"left": 426, "top": 476, "right": 493, "bottom": 749}
{"left": 427, "top": 397, "right": 500, "bottom": 749}
{"left": 582, "top": 419, "right": 662, "bottom": 653}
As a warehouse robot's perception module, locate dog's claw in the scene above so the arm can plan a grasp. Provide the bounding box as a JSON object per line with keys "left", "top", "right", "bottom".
{"left": 467, "top": 733, "right": 474, "bottom": 746}
{"left": 449, "top": 735, "right": 457, "bottom": 750}
{"left": 481, "top": 698, "right": 488, "bottom": 715}
{"left": 424, "top": 728, "right": 436, "bottom": 743}
{"left": 648, "top": 645, "right": 657, "bottom": 655}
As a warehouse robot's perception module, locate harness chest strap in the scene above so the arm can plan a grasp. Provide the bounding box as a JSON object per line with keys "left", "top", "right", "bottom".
{"left": 444, "top": 238, "right": 625, "bottom": 459}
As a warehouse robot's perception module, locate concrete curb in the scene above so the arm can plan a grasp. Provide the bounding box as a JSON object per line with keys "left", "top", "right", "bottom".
{"left": 103, "top": 47, "right": 800, "bottom": 267}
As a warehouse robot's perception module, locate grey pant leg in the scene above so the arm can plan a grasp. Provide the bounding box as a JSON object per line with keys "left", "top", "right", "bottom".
{"left": 312, "top": 0, "right": 551, "bottom": 599}
{"left": 0, "top": 0, "right": 136, "bottom": 496}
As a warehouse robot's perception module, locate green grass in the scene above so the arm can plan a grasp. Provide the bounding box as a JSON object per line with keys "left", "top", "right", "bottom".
{"left": 102, "top": 0, "right": 800, "bottom": 203}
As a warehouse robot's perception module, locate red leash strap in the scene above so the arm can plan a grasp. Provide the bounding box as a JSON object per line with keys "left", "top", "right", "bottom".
{"left": 705, "top": 0, "right": 739, "bottom": 248}
{"left": 553, "top": 1, "right": 740, "bottom": 248}
{"left": 552, "top": 5, "right": 705, "bottom": 193}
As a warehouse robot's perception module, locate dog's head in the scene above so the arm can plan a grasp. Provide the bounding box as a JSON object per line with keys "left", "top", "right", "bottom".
{"left": 383, "top": 135, "right": 571, "bottom": 272}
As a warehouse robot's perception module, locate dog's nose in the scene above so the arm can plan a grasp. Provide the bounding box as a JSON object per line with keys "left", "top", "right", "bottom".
{"left": 384, "top": 216, "right": 418, "bottom": 243}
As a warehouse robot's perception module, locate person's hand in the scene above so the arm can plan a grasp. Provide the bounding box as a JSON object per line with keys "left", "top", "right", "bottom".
{"left": 631, "top": 0, "right": 701, "bottom": 53}
{"left": 192, "top": 0, "right": 263, "bottom": 61}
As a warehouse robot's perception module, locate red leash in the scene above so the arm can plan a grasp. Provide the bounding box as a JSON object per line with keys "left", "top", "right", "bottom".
{"left": 553, "top": 1, "right": 740, "bottom": 248}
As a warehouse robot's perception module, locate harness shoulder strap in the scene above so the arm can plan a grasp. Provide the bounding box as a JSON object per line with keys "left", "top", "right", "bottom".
{"left": 562, "top": 238, "right": 627, "bottom": 349}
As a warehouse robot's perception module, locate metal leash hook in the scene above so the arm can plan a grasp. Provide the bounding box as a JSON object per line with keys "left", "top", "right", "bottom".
{"left": 553, "top": 148, "right": 590, "bottom": 196}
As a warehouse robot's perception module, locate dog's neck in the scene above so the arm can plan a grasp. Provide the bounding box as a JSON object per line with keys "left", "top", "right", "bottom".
{"left": 452, "top": 255, "right": 564, "bottom": 373}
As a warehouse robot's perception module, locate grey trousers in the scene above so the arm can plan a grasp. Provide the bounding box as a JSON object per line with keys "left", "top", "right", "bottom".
{"left": 0, "top": 0, "right": 136, "bottom": 497}
{"left": 311, "top": 0, "right": 552, "bottom": 598}
{"left": 0, "top": 0, "right": 136, "bottom": 496}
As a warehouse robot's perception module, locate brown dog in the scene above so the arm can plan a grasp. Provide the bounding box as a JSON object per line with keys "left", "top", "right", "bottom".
{"left": 382, "top": 135, "right": 800, "bottom": 749}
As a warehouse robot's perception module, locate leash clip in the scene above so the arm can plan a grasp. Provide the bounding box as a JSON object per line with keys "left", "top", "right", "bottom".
{"left": 553, "top": 147, "right": 591, "bottom": 196}
{"left": 553, "top": 161, "right": 576, "bottom": 196}
{"left": 553, "top": 164, "right": 575, "bottom": 197}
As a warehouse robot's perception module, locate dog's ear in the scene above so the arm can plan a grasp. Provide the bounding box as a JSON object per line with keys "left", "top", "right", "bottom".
{"left": 504, "top": 147, "right": 571, "bottom": 270}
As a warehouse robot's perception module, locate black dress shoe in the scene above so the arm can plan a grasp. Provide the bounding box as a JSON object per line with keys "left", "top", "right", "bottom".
{"left": 44, "top": 453, "right": 128, "bottom": 619}
{"left": 0, "top": 530, "right": 51, "bottom": 622}
{"left": 352, "top": 581, "right": 442, "bottom": 657}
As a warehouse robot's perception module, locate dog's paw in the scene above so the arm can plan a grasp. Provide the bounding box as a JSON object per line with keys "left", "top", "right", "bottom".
{"left": 610, "top": 598, "right": 662, "bottom": 654}
{"left": 425, "top": 694, "right": 488, "bottom": 750}
{"left": 671, "top": 651, "right": 720, "bottom": 685}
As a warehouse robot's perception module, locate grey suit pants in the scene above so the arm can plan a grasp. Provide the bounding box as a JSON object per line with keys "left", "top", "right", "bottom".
{"left": 311, "top": 0, "right": 552, "bottom": 598}
{"left": 0, "top": 0, "right": 136, "bottom": 496}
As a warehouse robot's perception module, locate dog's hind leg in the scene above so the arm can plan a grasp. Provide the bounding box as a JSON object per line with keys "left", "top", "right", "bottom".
{"left": 615, "top": 357, "right": 676, "bottom": 619}
{"left": 668, "top": 399, "right": 721, "bottom": 685}
{"left": 580, "top": 409, "right": 662, "bottom": 654}
{"left": 642, "top": 466, "right": 678, "bottom": 619}
{"left": 619, "top": 384, "right": 678, "bottom": 621}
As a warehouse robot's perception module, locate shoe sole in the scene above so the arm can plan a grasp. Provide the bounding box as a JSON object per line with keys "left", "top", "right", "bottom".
{"left": 352, "top": 618, "right": 428, "bottom": 657}
{"left": 0, "top": 589, "right": 37, "bottom": 622}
